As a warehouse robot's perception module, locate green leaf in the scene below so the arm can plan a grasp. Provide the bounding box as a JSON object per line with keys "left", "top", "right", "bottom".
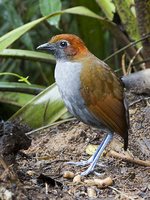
{"left": 64, "top": 6, "right": 101, "bottom": 20}
{"left": 96, "top": 0, "right": 115, "bottom": 21}
{"left": 10, "top": 83, "right": 67, "bottom": 128}
{"left": 0, "top": 82, "right": 44, "bottom": 95}
{"left": 0, "top": 16, "right": 46, "bottom": 51}
{"left": 39, "top": 0, "right": 61, "bottom": 28}
{"left": 0, "top": 49, "right": 55, "bottom": 63}
{"left": 0, "top": 92, "right": 34, "bottom": 107}
{"left": 4, "top": 1, "right": 33, "bottom": 50}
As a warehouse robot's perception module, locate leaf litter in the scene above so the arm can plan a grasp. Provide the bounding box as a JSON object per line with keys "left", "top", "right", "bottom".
{"left": 0, "top": 91, "right": 150, "bottom": 199}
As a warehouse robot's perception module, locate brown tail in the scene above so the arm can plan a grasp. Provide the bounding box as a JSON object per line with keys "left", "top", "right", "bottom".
{"left": 123, "top": 131, "right": 128, "bottom": 151}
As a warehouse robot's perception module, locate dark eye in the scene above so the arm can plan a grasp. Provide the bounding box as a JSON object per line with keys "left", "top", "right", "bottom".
{"left": 59, "top": 41, "right": 68, "bottom": 48}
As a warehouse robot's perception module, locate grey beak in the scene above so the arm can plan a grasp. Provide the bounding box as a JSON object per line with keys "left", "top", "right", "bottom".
{"left": 36, "top": 43, "right": 55, "bottom": 51}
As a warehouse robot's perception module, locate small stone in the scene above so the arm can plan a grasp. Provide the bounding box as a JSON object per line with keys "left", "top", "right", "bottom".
{"left": 94, "top": 177, "right": 113, "bottom": 188}
{"left": 0, "top": 186, "right": 13, "bottom": 200}
{"left": 129, "top": 108, "right": 137, "bottom": 115}
{"left": 87, "top": 187, "right": 97, "bottom": 198}
{"left": 63, "top": 171, "right": 75, "bottom": 179}
{"left": 85, "top": 177, "right": 113, "bottom": 188}
{"left": 73, "top": 174, "right": 81, "bottom": 183}
{"left": 26, "top": 170, "right": 35, "bottom": 176}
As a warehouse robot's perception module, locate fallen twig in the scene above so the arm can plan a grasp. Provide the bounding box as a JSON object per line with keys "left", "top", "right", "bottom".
{"left": 129, "top": 96, "right": 150, "bottom": 107}
{"left": 26, "top": 117, "right": 75, "bottom": 136}
{"left": 121, "top": 54, "right": 127, "bottom": 75}
{"left": 127, "top": 47, "right": 143, "bottom": 73}
{"left": 108, "top": 150, "right": 150, "bottom": 167}
{"left": 0, "top": 155, "right": 18, "bottom": 181}
{"left": 0, "top": 155, "right": 8, "bottom": 171}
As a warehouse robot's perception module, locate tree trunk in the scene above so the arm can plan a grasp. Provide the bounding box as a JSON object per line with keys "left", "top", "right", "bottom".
{"left": 135, "top": 0, "right": 150, "bottom": 68}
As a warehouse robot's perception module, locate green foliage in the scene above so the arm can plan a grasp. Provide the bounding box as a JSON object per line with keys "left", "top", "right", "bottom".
{"left": 0, "top": 0, "right": 34, "bottom": 50}
{"left": 96, "top": 0, "right": 115, "bottom": 20}
{"left": 39, "top": 0, "right": 61, "bottom": 28}
{"left": 0, "top": 16, "right": 47, "bottom": 51}
{"left": 0, "top": 49, "right": 55, "bottom": 63}
{"left": 10, "top": 84, "right": 67, "bottom": 128}
{"left": 0, "top": 82, "right": 44, "bottom": 95}
{"left": 0, "top": 72, "right": 31, "bottom": 85}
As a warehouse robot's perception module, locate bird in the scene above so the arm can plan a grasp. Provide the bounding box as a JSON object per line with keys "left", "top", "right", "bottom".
{"left": 37, "top": 34, "right": 129, "bottom": 176}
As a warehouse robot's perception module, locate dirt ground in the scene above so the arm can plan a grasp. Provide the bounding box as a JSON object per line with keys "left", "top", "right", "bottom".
{"left": 0, "top": 92, "right": 150, "bottom": 200}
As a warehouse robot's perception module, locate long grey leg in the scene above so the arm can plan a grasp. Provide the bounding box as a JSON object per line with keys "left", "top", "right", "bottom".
{"left": 81, "top": 133, "right": 113, "bottom": 176}
{"left": 67, "top": 133, "right": 113, "bottom": 175}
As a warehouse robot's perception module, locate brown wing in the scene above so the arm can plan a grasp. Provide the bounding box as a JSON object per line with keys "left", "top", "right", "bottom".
{"left": 80, "top": 58, "right": 128, "bottom": 149}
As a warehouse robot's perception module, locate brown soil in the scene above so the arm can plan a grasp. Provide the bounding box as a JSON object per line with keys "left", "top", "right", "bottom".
{"left": 0, "top": 92, "right": 150, "bottom": 200}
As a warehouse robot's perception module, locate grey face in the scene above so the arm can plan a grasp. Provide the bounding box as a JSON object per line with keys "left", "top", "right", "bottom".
{"left": 37, "top": 40, "right": 70, "bottom": 60}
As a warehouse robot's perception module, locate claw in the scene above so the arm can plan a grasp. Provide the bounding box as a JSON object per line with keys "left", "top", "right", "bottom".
{"left": 66, "top": 160, "right": 91, "bottom": 166}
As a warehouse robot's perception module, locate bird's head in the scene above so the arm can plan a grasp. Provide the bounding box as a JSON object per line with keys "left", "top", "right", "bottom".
{"left": 37, "top": 34, "right": 89, "bottom": 61}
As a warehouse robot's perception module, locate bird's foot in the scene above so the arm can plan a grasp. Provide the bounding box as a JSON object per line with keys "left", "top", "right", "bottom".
{"left": 80, "top": 161, "right": 106, "bottom": 176}
{"left": 80, "top": 161, "right": 96, "bottom": 176}
{"left": 66, "top": 160, "right": 105, "bottom": 176}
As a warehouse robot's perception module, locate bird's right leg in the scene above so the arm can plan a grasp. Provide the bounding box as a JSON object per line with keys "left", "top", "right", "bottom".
{"left": 66, "top": 132, "right": 113, "bottom": 167}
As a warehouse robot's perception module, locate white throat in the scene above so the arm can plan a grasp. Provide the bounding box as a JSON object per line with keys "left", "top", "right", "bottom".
{"left": 55, "top": 60, "right": 82, "bottom": 95}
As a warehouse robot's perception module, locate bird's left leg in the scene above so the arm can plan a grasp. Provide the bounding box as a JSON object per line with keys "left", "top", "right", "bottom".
{"left": 66, "top": 132, "right": 113, "bottom": 170}
{"left": 81, "top": 132, "right": 113, "bottom": 176}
